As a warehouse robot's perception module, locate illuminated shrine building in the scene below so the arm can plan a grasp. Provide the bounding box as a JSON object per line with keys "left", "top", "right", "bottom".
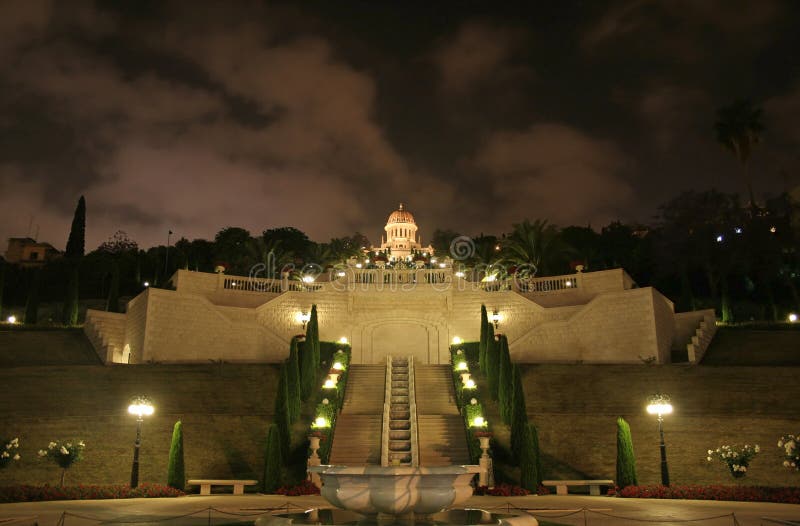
{"left": 374, "top": 203, "right": 434, "bottom": 260}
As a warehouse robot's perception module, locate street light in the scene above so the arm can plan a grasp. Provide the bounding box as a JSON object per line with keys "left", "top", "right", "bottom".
{"left": 490, "top": 311, "right": 501, "bottom": 329}
{"left": 646, "top": 394, "right": 673, "bottom": 486}
{"left": 127, "top": 396, "right": 154, "bottom": 488}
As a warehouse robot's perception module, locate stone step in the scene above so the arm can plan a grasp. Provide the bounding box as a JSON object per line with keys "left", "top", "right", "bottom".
{"left": 389, "top": 441, "right": 411, "bottom": 451}
{"left": 389, "top": 421, "right": 410, "bottom": 430}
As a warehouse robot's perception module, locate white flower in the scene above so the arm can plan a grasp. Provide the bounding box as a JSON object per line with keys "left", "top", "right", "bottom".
{"left": 59, "top": 446, "right": 68, "bottom": 455}
{"left": 322, "top": 399, "right": 329, "bottom": 405}
{"left": 707, "top": 449, "right": 713, "bottom": 455}
{"left": 37, "top": 450, "right": 47, "bottom": 457}
{"left": 707, "top": 456, "right": 712, "bottom": 462}
{"left": 78, "top": 441, "right": 85, "bottom": 447}
{"left": 1, "top": 452, "right": 8, "bottom": 458}
{"left": 779, "top": 440, "right": 784, "bottom": 447}
{"left": 48, "top": 442, "right": 56, "bottom": 449}
{"left": 12, "top": 454, "right": 19, "bottom": 461}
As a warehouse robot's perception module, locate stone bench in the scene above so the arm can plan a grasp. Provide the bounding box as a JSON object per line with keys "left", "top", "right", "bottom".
{"left": 187, "top": 479, "right": 258, "bottom": 495}
{"left": 542, "top": 479, "right": 614, "bottom": 496}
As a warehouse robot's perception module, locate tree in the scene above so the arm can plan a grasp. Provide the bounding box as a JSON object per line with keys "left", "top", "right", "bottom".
{"left": 65, "top": 196, "right": 86, "bottom": 258}
{"left": 263, "top": 227, "right": 312, "bottom": 262}
{"left": 262, "top": 424, "right": 283, "bottom": 493}
{"left": 485, "top": 324, "right": 498, "bottom": 401}
{"left": 520, "top": 422, "right": 543, "bottom": 491}
{"left": 0, "top": 262, "right": 5, "bottom": 319}
{"left": 510, "top": 365, "right": 527, "bottom": 460}
{"left": 167, "top": 421, "right": 185, "bottom": 490}
{"left": 431, "top": 229, "right": 462, "bottom": 256}
{"left": 479, "top": 305, "right": 488, "bottom": 373}
{"left": 62, "top": 265, "right": 79, "bottom": 325}
{"left": 288, "top": 337, "right": 302, "bottom": 422}
{"left": 106, "top": 263, "right": 120, "bottom": 313}
{"left": 714, "top": 99, "right": 764, "bottom": 209}
{"left": 274, "top": 363, "right": 291, "bottom": 455}
{"left": 502, "top": 219, "right": 573, "bottom": 276}
{"left": 616, "top": 417, "right": 638, "bottom": 488}
{"left": 300, "top": 305, "right": 320, "bottom": 399}
{"left": 24, "top": 270, "right": 40, "bottom": 324}
{"left": 497, "top": 335, "right": 512, "bottom": 425}
{"left": 249, "top": 237, "right": 294, "bottom": 278}
{"left": 214, "top": 227, "right": 253, "bottom": 274}
{"left": 98, "top": 230, "right": 138, "bottom": 255}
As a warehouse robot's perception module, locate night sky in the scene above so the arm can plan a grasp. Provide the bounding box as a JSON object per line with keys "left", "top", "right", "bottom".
{"left": 1, "top": 0, "right": 799, "bottom": 250}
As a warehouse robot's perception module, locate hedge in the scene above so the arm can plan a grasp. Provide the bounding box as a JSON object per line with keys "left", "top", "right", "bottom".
{"left": 166, "top": 421, "right": 185, "bottom": 491}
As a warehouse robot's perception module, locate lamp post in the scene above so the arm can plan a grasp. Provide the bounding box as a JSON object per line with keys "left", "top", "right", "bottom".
{"left": 646, "top": 394, "right": 673, "bottom": 487}
{"left": 128, "top": 396, "right": 154, "bottom": 488}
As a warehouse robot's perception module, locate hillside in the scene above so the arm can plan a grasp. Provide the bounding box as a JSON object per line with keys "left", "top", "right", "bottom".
{"left": 521, "top": 364, "right": 800, "bottom": 487}
{"left": 0, "top": 363, "right": 279, "bottom": 486}
{"left": 0, "top": 328, "right": 101, "bottom": 366}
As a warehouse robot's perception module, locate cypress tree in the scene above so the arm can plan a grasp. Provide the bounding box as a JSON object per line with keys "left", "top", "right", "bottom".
{"left": 520, "top": 423, "right": 542, "bottom": 492}
{"left": 106, "top": 263, "right": 120, "bottom": 313}
{"left": 288, "top": 337, "right": 301, "bottom": 422}
{"left": 485, "top": 324, "right": 499, "bottom": 401}
{"left": 275, "top": 363, "right": 291, "bottom": 453}
{"left": 510, "top": 365, "right": 527, "bottom": 460}
{"left": 24, "top": 270, "right": 41, "bottom": 324}
{"left": 262, "top": 424, "right": 283, "bottom": 493}
{"left": 0, "top": 262, "right": 5, "bottom": 319}
{"left": 479, "top": 305, "right": 488, "bottom": 373}
{"left": 62, "top": 265, "right": 79, "bottom": 325}
{"left": 65, "top": 196, "right": 86, "bottom": 258}
{"left": 530, "top": 422, "right": 543, "bottom": 487}
{"left": 616, "top": 417, "right": 638, "bottom": 488}
{"left": 498, "top": 335, "right": 512, "bottom": 424}
{"left": 167, "top": 421, "right": 185, "bottom": 490}
{"left": 300, "top": 339, "right": 315, "bottom": 401}
{"left": 309, "top": 305, "right": 320, "bottom": 373}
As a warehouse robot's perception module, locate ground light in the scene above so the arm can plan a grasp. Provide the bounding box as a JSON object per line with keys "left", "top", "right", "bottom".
{"left": 127, "top": 396, "right": 154, "bottom": 489}
{"left": 452, "top": 336, "right": 463, "bottom": 345}
{"left": 6, "top": 315, "right": 16, "bottom": 324}
{"left": 646, "top": 394, "right": 673, "bottom": 486}
{"left": 339, "top": 336, "right": 349, "bottom": 344}
{"left": 789, "top": 313, "right": 798, "bottom": 323}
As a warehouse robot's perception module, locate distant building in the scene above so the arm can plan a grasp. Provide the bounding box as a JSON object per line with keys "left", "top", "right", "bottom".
{"left": 371, "top": 203, "right": 435, "bottom": 260}
{"left": 4, "top": 237, "right": 60, "bottom": 267}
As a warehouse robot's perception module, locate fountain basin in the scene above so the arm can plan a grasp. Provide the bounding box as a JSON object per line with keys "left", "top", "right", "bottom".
{"left": 308, "top": 465, "right": 484, "bottom": 516}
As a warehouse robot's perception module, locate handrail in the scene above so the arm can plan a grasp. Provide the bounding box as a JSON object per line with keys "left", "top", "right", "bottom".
{"left": 380, "top": 355, "right": 392, "bottom": 467}
{"left": 407, "top": 355, "right": 420, "bottom": 467}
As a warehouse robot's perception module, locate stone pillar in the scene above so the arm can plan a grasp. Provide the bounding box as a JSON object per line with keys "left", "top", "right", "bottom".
{"left": 478, "top": 436, "right": 494, "bottom": 488}
{"left": 308, "top": 436, "right": 322, "bottom": 487}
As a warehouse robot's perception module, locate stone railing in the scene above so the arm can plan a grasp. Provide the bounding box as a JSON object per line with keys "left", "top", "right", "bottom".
{"left": 381, "top": 355, "right": 393, "bottom": 467}
{"left": 407, "top": 355, "right": 419, "bottom": 467}
{"left": 348, "top": 269, "right": 450, "bottom": 285}
{"left": 516, "top": 274, "right": 580, "bottom": 294}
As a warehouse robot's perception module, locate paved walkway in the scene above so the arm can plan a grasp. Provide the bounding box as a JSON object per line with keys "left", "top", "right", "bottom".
{"left": 0, "top": 494, "right": 798, "bottom": 526}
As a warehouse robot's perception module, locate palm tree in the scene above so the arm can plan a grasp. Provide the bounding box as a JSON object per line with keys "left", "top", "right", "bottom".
{"left": 714, "top": 99, "right": 765, "bottom": 210}
{"left": 502, "top": 219, "right": 573, "bottom": 277}
{"left": 248, "top": 237, "right": 293, "bottom": 278}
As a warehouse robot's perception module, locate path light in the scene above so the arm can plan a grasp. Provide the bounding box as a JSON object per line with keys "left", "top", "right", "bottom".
{"left": 646, "top": 394, "right": 673, "bottom": 487}
{"left": 455, "top": 361, "right": 468, "bottom": 371}
{"left": 471, "top": 416, "right": 486, "bottom": 428}
{"left": 565, "top": 280, "right": 573, "bottom": 287}
{"left": 313, "top": 416, "right": 330, "bottom": 428}
{"left": 332, "top": 361, "right": 344, "bottom": 371}
{"left": 452, "top": 336, "right": 463, "bottom": 345}
{"left": 789, "top": 313, "right": 798, "bottom": 323}
{"left": 302, "top": 275, "right": 315, "bottom": 283}
{"left": 297, "top": 311, "right": 311, "bottom": 330}
{"left": 323, "top": 378, "right": 336, "bottom": 389}
{"left": 143, "top": 281, "right": 149, "bottom": 287}
{"left": 716, "top": 235, "right": 724, "bottom": 243}
{"left": 127, "top": 396, "right": 154, "bottom": 489}
{"left": 6, "top": 315, "right": 16, "bottom": 324}
{"left": 464, "top": 378, "right": 476, "bottom": 389}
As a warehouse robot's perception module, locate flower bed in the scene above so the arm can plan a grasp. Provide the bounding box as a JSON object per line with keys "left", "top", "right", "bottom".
{"left": 618, "top": 484, "right": 800, "bottom": 504}
{"left": 474, "top": 483, "right": 539, "bottom": 496}
{"left": 275, "top": 479, "right": 320, "bottom": 496}
{"left": 0, "top": 483, "right": 184, "bottom": 503}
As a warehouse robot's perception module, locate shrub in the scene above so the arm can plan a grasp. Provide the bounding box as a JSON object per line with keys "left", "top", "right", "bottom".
{"left": 479, "top": 305, "right": 488, "bottom": 373}
{"left": 616, "top": 417, "right": 638, "bottom": 488}
{"left": 166, "top": 421, "right": 185, "bottom": 491}
{"left": 0, "top": 438, "right": 20, "bottom": 469}
{"left": 62, "top": 265, "right": 79, "bottom": 325}
{"left": 485, "top": 326, "right": 498, "bottom": 401}
{"left": 0, "top": 483, "right": 183, "bottom": 503}
{"left": 262, "top": 424, "right": 283, "bottom": 493}
{"left": 778, "top": 434, "right": 799, "bottom": 471}
{"left": 300, "top": 339, "right": 316, "bottom": 401}
{"left": 510, "top": 365, "right": 527, "bottom": 460}
{"left": 274, "top": 364, "right": 291, "bottom": 455}
{"left": 707, "top": 444, "right": 759, "bottom": 478}
{"left": 37, "top": 440, "right": 85, "bottom": 486}
{"left": 474, "top": 483, "right": 530, "bottom": 496}
{"left": 520, "top": 423, "right": 542, "bottom": 491}
{"left": 276, "top": 479, "right": 320, "bottom": 496}
{"left": 618, "top": 484, "right": 800, "bottom": 504}
{"left": 287, "top": 337, "right": 302, "bottom": 422}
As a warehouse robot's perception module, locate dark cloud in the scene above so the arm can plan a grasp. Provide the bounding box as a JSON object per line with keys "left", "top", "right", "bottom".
{"left": 0, "top": 0, "right": 798, "bottom": 251}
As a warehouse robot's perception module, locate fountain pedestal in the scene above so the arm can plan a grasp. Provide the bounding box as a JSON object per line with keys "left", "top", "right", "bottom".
{"left": 308, "top": 436, "right": 322, "bottom": 487}
{"left": 309, "top": 465, "right": 483, "bottom": 516}
{"left": 478, "top": 436, "right": 494, "bottom": 488}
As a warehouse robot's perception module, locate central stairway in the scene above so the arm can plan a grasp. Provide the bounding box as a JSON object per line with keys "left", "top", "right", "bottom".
{"left": 329, "top": 364, "right": 385, "bottom": 465}
{"left": 414, "top": 364, "right": 470, "bottom": 466}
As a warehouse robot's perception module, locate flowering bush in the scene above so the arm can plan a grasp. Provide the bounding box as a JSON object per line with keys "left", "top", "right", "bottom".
{"left": 0, "top": 483, "right": 183, "bottom": 503}
{"left": 38, "top": 440, "right": 85, "bottom": 485}
{"left": 778, "top": 434, "right": 799, "bottom": 471}
{"left": 618, "top": 484, "right": 800, "bottom": 504}
{"left": 707, "top": 444, "right": 759, "bottom": 478}
{"left": 276, "top": 479, "right": 320, "bottom": 496}
{"left": 0, "top": 438, "right": 21, "bottom": 469}
{"left": 474, "top": 483, "right": 532, "bottom": 496}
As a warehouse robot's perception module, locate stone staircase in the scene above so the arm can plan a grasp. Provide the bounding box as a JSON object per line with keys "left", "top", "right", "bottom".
{"left": 414, "top": 364, "right": 470, "bottom": 466}
{"left": 687, "top": 309, "right": 718, "bottom": 364}
{"left": 384, "top": 356, "right": 416, "bottom": 466}
{"left": 329, "top": 364, "right": 385, "bottom": 465}
{"left": 83, "top": 309, "right": 126, "bottom": 364}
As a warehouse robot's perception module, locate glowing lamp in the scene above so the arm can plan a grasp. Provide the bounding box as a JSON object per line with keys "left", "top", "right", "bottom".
{"left": 482, "top": 274, "right": 497, "bottom": 283}
{"left": 565, "top": 280, "right": 572, "bottom": 287}
{"left": 127, "top": 397, "right": 155, "bottom": 417}
{"left": 490, "top": 311, "right": 502, "bottom": 329}
{"left": 455, "top": 271, "right": 465, "bottom": 278}
{"left": 302, "top": 275, "right": 315, "bottom": 283}
{"left": 339, "top": 336, "right": 349, "bottom": 344}
{"left": 788, "top": 313, "right": 798, "bottom": 323}
{"left": 6, "top": 315, "right": 17, "bottom": 324}
{"left": 646, "top": 394, "right": 673, "bottom": 416}
{"left": 472, "top": 416, "right": 486, "bottom": 428}
{"left": 314, "top": 416, "right": 329, "bottom": 428}
{"left": 439, "top": 263, "right": 446, "bottom": 268}
{"left": 456, "top": 361, "right": 468, "bottom": 371}
{"left": 143, "top": 281, "right": 150, "bottom": 287}
{"left": 323, "top": 379, "right": 336, "bottom": 389}
{"left": 452, "top": 336, "right": 463, "bottom": 345}
{"left": 355, "top": 263, "right": 362, "bottom": 269}
{"left": 464, "top": 379, "right": 476, "bottom": 389}
{"left": 337, "top": 271, "right": 346, "bottom": 277}
{"left": 332, "top": 361, "right": 343, "bottom": 371}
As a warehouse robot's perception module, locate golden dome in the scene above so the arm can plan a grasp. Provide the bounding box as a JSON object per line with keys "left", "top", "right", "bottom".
{"left": 386, "top": 203, "right": 416, "bottom": 224}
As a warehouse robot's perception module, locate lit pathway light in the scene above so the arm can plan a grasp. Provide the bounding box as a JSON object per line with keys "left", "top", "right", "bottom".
{"left": 647, "top": 394, "right": 673, "bottom": 487}
{"left": 127, "top": 396, "right": 154, "bottom": 489}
